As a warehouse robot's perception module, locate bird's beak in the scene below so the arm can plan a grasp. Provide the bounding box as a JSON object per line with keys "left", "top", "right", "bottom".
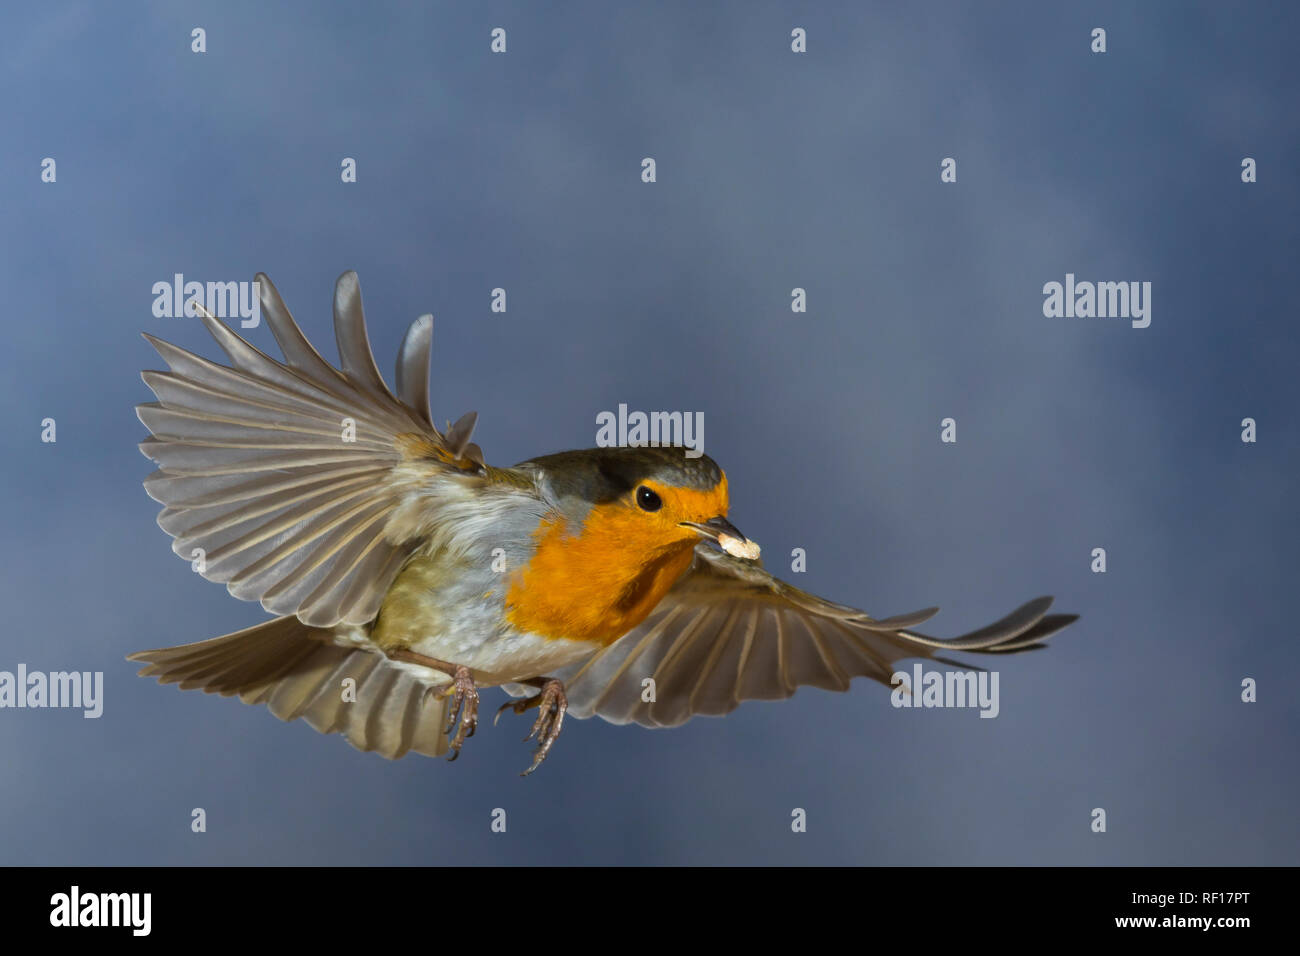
{"left": 680, "top": 516, "right": 747, "bottom": 543}
{"left": 679, "top": 517, "right": 761, "bottom": 560}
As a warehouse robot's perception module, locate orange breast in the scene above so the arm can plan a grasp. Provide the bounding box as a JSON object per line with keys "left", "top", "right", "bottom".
{"left": 505, "top": 510, "right": 697, "bottom": 645}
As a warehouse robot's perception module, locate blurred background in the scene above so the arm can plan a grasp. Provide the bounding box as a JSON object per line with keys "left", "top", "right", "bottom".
{"left": 2, "top": 0, "right": 1296, "bottom": 864}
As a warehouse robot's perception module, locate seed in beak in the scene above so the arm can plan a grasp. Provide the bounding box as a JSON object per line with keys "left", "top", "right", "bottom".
{"left": 680, "top": 518, "right": 761, "bottom": 561}
{"left": 717, "top": 532, "right": 760, "bottom": 560}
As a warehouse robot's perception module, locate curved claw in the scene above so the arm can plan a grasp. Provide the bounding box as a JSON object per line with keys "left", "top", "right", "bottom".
{"left": 493, "top": 698, "right": 527, "bottom": 727}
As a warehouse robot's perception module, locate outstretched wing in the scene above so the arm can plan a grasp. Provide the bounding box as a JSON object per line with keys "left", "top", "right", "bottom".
{"left": 555, "top": 546, "right": 1078, "bottom": 728}
{"left": 137, "top": 271, "right": 487, "bottom": 628}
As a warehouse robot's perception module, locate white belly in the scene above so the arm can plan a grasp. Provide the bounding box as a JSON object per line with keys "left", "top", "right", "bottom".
{"left": 330, "top": 613, "right": 598, "bottom": 688}
{"left": 402, "top": 629, "right": 599, "bottom": 688}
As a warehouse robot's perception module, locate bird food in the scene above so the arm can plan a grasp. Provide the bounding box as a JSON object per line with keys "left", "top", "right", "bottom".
{"left": 718, "top": 532, "right": 760, "bottom": 561}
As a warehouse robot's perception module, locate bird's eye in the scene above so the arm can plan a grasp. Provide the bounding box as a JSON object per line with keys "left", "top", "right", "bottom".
{"left": 635, "top": 486, "right": 662, "bottom": 512}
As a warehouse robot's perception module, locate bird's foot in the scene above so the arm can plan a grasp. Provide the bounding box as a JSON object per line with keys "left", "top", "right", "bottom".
{"left": 494, "top": 677, "right": 568, "bottom": 776}
{"left": 388, "top": 649, "right": 478, "bottom": 761}
{"left": 440, "top": 665, "right": 479, "bottom": 760}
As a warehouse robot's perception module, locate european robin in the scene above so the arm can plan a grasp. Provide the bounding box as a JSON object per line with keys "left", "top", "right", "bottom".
{"left": 129, "top": 272, "right": 1078, "bottom": 774}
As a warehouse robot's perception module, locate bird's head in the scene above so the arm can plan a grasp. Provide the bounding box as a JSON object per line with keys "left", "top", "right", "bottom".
{"left": 532, "top": 445, "right": 753, "bottom": 552}
{"left": 506, "top": 447, "right": 757, "bottom": 643}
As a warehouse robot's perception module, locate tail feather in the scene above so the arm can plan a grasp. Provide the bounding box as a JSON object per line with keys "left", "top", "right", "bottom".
{"left": 128, "top": 616, "right": 450, "bottom": 759}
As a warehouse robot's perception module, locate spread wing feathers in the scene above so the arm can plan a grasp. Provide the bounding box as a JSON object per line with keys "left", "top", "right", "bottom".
{"left": 556, "top": 546, "right": 1079, "bottom": 728}
{"left": 137, "top": 271, "right": 483, "bottom": 627}
{"left": 127, "top": 615, "right": 450, "bottom": 759}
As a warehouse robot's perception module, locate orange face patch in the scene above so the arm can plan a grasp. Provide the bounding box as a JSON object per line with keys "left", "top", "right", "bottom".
{"left": 505, "top": 473, "right": 729, "bottom": 644}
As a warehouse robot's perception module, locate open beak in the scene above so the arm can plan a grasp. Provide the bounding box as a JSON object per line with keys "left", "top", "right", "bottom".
{"left": 679, "top": 517, "right": 761, "bottom": 560}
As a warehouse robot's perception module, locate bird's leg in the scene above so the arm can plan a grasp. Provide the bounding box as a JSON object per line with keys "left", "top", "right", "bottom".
{"left": 493, "top": 676, "right": 568, "bottom": 776}
{"left": 387, "top": 649, "right": 479, "bottom": 760}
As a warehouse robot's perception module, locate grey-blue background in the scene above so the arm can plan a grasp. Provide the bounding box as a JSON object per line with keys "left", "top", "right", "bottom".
{"left": 2, "top": 1, "right": 1296, "bottom": 865}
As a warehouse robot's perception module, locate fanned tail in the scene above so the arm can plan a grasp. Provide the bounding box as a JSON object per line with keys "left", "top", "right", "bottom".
{"left": 128, "top": 617, "right": 451, "bottom": 759}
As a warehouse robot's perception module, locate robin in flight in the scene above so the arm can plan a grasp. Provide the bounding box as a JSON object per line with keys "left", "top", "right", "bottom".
{"left": 129, "top": 272, "right": 1078, "bottom": 774}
